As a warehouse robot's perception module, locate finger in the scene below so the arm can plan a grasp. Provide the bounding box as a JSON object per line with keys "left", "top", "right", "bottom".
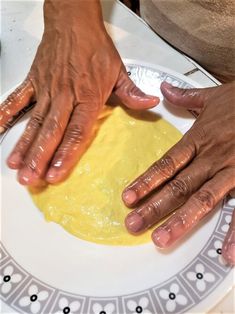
{"left": 222, "top": 208, "right": 235, "bottom": 265}
{"left": 0, "top": 80, "right": 35, "bottom": 132}
{"left": 151, "top": 170, "right": 233, "bottom": 248}
{"left": 160, "top": 81, "right": 217, "bottom": 110}
{"left": 125, "top": 158, "right": 211, "bottom": 233}
{"left": 122, "top": 136, "right": 195, "bottom": 207}
{"left": 46, "top": 104, "right": 99, "bottom": 183}
{"left": 17, "top": 93, "right": 73, "bottom": 185}
{"left": 7, "top": 93, "right": 50, "bottom": 169}
{"left": 114, "top": 68, "right": 160, "bottom": 109}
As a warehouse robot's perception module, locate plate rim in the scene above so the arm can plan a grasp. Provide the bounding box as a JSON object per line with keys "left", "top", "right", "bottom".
{"left": 0, "top": 61, "right": 233, "bottom": 314}
{"left": 123, "top": 58, "right": 204, "bottom": 89}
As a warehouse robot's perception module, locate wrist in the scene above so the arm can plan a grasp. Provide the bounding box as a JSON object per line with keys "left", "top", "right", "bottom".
{"left": 43, "top": 0, "right": 105, "bottom": 33}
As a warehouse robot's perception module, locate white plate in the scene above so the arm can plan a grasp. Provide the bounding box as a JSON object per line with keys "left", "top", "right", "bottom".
{"left": 0, "top": 61, "right": 234, "bottom": 314}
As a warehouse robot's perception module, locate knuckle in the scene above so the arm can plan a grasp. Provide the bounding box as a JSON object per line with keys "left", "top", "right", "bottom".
{"left": 46, "top": 117, "right": 63, "bottom": 135}
{"left": 152, "top": 155, "right": 176, "bottom": 178}
{"left": 142, "top": 176, "right": 154, "bottom": 190}
{"left": 6, "top": 82, "right": 27, "bottom": 102}
{"left": 10, "top": 87, "right": 22, "bottom": 99}
{"left": 30, "top": 112, "right": 44, "bottom": 128}
{"left": 137, "top": 201, "right": 162, "bottom": 226}
{"left": 24, "top": 157, "right": 39, "bottom": 172}
{"left": 133, "top": 175, "right": 154, "bottom": 196}
{"left": 78, "top": 86, "right": 99, "bottom": 102}
{"left": 193, "top": 190, "right": 216, "bottom": 213}
{"left": 134, "top": 155, "right": 176, "bottom": 194}
{"left": 180, "top": 88, "right": 190, "bottom": 97}
{"left": 188, "top": 125, "right": 207, "bottom": 144}
{"left": 65, "top": 124, "right": 84, "bottom": 145}
{"left": 16, "top": 134, "right": 31, "bottom": 148}
{"left": 178, "top": 139, "right": 195, "bottom": 160}
{"left": 81, "top": 91, "right": 96, "bottom": 100}
{"left": 128, "top": 83, "right": 141, "bottom": 97}
{"left": 80, "top": 102, "right": 100, "bottom": 113}
{"left": 2, "top": 94, "right": 16, "bottom": 111}
{"left": 147, "top": 201, "right": 161, "bottom": 219}
{"left": 169, "top": 178, "right": 191, "bottom": 199}
{"left": 5, "top": 94, "right": 15, "bottom": 104}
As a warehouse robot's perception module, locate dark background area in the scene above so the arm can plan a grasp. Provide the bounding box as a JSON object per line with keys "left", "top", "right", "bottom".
{"left": 120, "top": 0, "right": 140, "bottom": 15}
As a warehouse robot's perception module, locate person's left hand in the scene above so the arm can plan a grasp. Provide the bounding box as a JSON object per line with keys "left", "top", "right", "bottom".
{"left": 122, "top": 82, "right": 235, "bottom": 265}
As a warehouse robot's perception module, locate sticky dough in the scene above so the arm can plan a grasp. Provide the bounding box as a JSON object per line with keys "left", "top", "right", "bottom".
{"left": 30, "top": 107, "right": 182, "bottom": 245}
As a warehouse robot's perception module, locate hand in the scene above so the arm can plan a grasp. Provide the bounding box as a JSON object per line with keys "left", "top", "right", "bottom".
{"left": 122, "top": 82, "right": 235, "bottom": 265}
{"left": 0, "top": 0, "right": 158, "bottom": 186}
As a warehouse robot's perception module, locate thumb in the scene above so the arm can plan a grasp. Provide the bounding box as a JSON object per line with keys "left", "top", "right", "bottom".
{"left": 160, "top": 81, "right": 216, "bottom": 110}
{"left": 114, "top": 68, "right": 160, "bottom": 110}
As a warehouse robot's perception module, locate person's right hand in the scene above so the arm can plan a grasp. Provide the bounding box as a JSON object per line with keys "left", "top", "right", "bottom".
{"left": 0, "top": 0, "right": 159, "bottom": 186}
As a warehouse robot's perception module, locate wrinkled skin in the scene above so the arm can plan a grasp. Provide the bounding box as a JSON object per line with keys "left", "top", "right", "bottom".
{"left": 123, "top": 82, "right": 235, "bottom": 265}
{"left": 0, "top": 0, "right": 158, "bottom": 186}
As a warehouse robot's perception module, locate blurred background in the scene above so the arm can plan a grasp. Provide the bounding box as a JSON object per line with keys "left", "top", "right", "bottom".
{"left": 120, "top": 0, "right": 140, "bottom": 14}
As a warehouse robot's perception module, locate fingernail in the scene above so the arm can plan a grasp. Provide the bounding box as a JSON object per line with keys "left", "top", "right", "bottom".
{"left": 46, "top": 167, "right": 66, "bottom": 183}
{"left": 152, "top": 227, "right": 170, "bottom": 247}
{"left": 18, "top": 167, "right": 37, "bottom": 185}
{"left": 122, "top": 190, "right": 137, "bottom": 205}
{"left": 162, "top": 81, "right": 173, "bottom": 89}
{"left": 46, "top": 168, "right": 58, "bottom": 180}
{"left": 125, "top": 212, "right": 144, "bottom": 233}
{"left": 7, "top": 152, "right": 22, "bottom": 168}
{"left": 148, "top": 96, "right": 160, "bottom": 106}
{"left": 146, "top": 95, "right": 159, "bottom": 101}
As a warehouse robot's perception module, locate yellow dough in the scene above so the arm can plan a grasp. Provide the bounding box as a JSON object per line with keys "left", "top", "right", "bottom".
{"left": 30, "top": 107, "right": 182, "bottom": 245}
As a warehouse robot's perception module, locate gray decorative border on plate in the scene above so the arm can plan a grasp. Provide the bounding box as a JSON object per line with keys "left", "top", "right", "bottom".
{"left": 1, "top": 64, "right": 233, "bottom": 314}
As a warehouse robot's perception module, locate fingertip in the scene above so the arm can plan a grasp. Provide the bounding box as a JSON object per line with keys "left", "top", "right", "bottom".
{"left": 160, "top": 81, "right": 173, "bottom": 92}
{"left": 7, "top": 152, "right": 23, "bottom": 169}
{"left": 46, "top": 168, "right": 60, "bottom": 183}
{"left": 152, "top": 227, "right": 171, "bottom": 248}
{"left": 160, "top": 81, "right": 176, "bottom": 101}
{"left": 128, "top": 95, "right": 160, "bottom": 110}
{"left": 18, "top": 168, "right": 31, "bottom": 185}
{"left": 145, "top": 95, "right": 160, "bottom": 108}
{"left": 46, "top": 167, "right": 68, "bottom": 184}
{"left": 17, "top": 167, "right": 40, "bottom": 186}
{"left": 115, "top": 71, "right": 160, "bottom": 109}
{"left": 145, "top": 95, "right": 160, "bottom": 102}
{"left": 125, "top": 212, "right": 144, "bottom": 233}
{"left": 160, "top": 81, "right": 205, "bottom": 109}
{"left": 122, "top": 189, "right": 137, "bottom": 206}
